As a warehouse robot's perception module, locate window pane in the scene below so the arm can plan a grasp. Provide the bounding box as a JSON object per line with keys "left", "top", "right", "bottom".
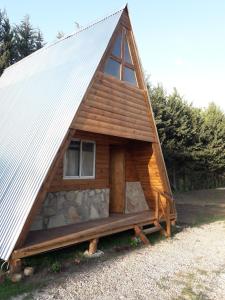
{"left": 81, "top": 142, "right": 94, "bottom": 177}
{"left": 104, "top": 58, "right": 121, "bottom": 79}
{"left": 124, "top": 37, "right": 132, "bottom": 64}
{"left": 112, "top": 33, "right": 122, "bottom": 58}
{"left": 124, "top": 67, "right": 137, "bottom": 86}
{"left": 65, "top": 141, "right": 80, "bottom": 176}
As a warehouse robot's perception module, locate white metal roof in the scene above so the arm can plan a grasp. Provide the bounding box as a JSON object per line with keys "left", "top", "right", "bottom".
{"left": 0, "top": 8, "right": 123, "bottom": 261}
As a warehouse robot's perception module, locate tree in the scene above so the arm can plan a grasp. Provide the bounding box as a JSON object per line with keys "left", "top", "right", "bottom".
{"left": 201, "top": 103, "right": 225, "bottom": 174}
{"left": 0, "top": 10, "right": 15, "bottom": 75}
{"left": 0, "top": 10, "right": 45, "bottom": 74}
{"left": 14, "top": 15, "right": 44, "bottom": 62}
{"left": 148, "top": 81, "right": 225, "bottom": 191}
{"left": 35, "top": 29, "right": 44, "bottom": 50}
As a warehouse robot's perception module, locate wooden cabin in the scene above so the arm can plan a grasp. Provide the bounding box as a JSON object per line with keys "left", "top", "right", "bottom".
{"left": 0, "top": 6, "right": 176, "bottom": 271}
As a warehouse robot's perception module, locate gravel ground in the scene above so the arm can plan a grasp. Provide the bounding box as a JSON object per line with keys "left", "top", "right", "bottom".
{"left": 28, "top": 220, "right": 225, "bottom": 300}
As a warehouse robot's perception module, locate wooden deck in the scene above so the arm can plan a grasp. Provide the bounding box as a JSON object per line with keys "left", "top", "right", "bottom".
{"left": 13, "top": 211, "right": 156, "bottom": 259}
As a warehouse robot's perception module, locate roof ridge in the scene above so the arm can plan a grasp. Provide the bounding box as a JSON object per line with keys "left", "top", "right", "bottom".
{"left": 48, "top": 6, "right": 125, "bottom": 49}
{"left": 2, "top": 6, "right": 125, "bottom": 75}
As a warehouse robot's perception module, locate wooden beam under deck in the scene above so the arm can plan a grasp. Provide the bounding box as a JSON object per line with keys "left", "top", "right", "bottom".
{"left": 12, "top": 211, "right": 174, "bottom": 260}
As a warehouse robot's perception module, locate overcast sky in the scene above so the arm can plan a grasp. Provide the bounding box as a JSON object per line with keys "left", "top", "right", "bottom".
{"left": 1, "top": 0, "right": 225, "bottom": 111}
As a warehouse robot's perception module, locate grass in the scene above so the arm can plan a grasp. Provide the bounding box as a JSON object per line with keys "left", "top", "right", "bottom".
{"left": 0, "top": 277, "right": 44, "bottom": 300}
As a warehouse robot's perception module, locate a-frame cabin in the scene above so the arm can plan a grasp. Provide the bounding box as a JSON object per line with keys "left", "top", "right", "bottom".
{"left": 0, "top": 6, "right": 176, "bottom": 269}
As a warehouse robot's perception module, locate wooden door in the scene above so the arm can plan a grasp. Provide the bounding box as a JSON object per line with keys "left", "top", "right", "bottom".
{"left": 109, "top": 146, "right": 125, "bottom": 213}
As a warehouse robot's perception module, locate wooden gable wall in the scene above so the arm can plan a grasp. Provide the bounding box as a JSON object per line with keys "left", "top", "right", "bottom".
{"left": 71, "top": 9, "right": 156, "bottom": 143}
{"left": 71, "top": 72, "right": 156, "bottom": 142}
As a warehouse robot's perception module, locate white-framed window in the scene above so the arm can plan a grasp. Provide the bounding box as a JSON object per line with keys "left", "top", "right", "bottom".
{"left": 63, "top": 140, "right": 96, "bottom": 179}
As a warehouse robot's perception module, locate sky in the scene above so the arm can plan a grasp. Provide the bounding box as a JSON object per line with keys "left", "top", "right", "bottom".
{"left": 1, "top": 0, "right": 225, "bottom": 111}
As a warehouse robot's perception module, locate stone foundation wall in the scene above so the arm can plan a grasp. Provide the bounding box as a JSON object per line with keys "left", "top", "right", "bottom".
{"left": 30, "top": 189, "right": 109, "bottom": 231}
{"left": 125, "top": 181, "right": 149, "bottom": 214}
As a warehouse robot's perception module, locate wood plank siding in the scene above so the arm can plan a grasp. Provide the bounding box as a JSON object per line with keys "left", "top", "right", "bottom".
{"left": 72, "top": 72, "right": 156, "bottom": 142}
{"left": 49, "top": 131, "right": 117, "bottom": 192}
{"left": 48, "top": 131, "right": 165, "bottom": 213}
{"left": 48, "top": 131, "right": 143, "bottom": 193}
{"left": 131, "top": 142, "right": 164, "bottom": 209}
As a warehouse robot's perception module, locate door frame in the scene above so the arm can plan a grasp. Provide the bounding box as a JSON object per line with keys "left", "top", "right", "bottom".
{"left": 109, "top": 145, "right": 126, "bottom": 214}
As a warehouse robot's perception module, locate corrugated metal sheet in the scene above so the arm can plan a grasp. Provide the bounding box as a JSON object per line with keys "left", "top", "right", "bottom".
{"left": 0, "top": 9, "right": 123, "bottom": 261}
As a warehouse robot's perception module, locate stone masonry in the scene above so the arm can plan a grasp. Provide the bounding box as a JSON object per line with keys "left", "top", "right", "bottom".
{"left": 125, "top": 181, "right": 149, "bottom": 214}
{"left": 30, "top": 189, "right": 109, "bottom": 231}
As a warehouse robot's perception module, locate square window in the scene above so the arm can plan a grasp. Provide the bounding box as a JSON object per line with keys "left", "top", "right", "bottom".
{"left": 64, "top": 140, "right": 95, "bottom": 178}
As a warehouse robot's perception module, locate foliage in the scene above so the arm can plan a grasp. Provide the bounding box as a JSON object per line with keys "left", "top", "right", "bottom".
{"left": 0, "top": 10, "right": 15, "bottom": 75}
{"left": 129, "top": 236, "right": 141, "bottom": 247}
{"left": 0, "top": 277, "right": 38, "bottom": 300}
{"left": 50, "top": 261, "right": 61, "bottom": 273}
{"left": 148, "top": 82, "right": 225, "bottom": 191}
{"left": 0, "top": 9, "right": 44, "bottom": 75}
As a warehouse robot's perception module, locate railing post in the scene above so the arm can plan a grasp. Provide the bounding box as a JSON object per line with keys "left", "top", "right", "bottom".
{"left": 166, "top": 200, "right": 171, "bottom": 237}
{"left": 155, "top": 192, "right": 159, "bottom": 222}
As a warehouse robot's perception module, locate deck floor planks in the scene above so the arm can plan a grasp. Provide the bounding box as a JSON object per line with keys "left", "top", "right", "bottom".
{"left": 13, "top": 211, "right": 155, "bottom": 259}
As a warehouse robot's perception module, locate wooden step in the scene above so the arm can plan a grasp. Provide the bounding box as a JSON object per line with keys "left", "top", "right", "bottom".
{"left": 143, "top": 226, "right": 161, "bottom": 235}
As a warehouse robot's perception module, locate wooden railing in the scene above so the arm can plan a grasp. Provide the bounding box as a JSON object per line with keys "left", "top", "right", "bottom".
{"left": 153, "top": 188, "right": 177, "bottom": 237}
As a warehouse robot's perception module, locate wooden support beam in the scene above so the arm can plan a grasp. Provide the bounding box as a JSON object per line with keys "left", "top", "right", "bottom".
{"left": 143, "top": 226, "right": 161, "bottom": 235}
{"left": 9, "top": 258, "right": 22, "bottom": 274}
{"left": 88, "top": 238, "right": 99, "bottom": 255}
{"left": 155, "top": 192, "right": 159, "bottom": 221}
{"left": 154, "top": 221, "right": 167, "bottom": 237}
{"left": 134, "top": 225, "right": 150, "bottom": 245}
{"left": 171, "top": 219, "right": 176, "bottom": 226}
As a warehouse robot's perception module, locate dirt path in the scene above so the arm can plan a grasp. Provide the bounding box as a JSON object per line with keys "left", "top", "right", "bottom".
{"left": 24, "top": 220, "right": 225, "bottom": 300}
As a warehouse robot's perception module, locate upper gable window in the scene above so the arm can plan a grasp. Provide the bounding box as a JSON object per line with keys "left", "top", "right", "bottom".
{"left": 104, "top": 28, "right": 138, "bottom": 87}
{"left": 112, "top": 32, "right": 122, "bottom": 58}
{"left": 104, "top": 58, "right": 120, "bottom": 79}
{"left": 124, "top": 36, "right": 132, "bottom": 64}
{"left": 124, "top": 67, "right": 136, "bottom": 86}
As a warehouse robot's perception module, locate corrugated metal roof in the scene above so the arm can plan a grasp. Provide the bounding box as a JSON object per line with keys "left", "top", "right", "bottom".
{"left": 0, "top": 8, "right": 123, "bottom": 261}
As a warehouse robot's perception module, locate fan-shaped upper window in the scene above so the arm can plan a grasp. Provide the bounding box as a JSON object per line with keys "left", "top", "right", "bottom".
{"left": 104, "top": 28, "right": 138, "bottom": 87}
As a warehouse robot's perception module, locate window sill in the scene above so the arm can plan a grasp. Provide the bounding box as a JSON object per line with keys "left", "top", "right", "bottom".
{"left": 63, "top": 176, "right": 95, "bottom": 180}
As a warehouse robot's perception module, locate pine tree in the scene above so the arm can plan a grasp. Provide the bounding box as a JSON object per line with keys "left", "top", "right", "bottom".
{"left": 14, "top": 15, "right": 44, "bottom": 62}
{"left": 148, "top": 82, "right": 225, "bottom": 190}
{"left": 35, "top": 29, "right": 44, "bottom": 50}
{"left": 201, "top": 103, "right": 225, "bottom": 174}
{"left": 0, "top": 10, "right": 15, "bottom": 75}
